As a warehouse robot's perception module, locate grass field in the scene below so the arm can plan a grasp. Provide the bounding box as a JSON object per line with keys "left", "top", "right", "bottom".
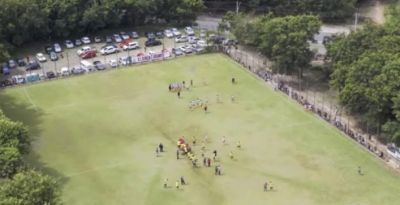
{"left": 1, "top": 54, "right": 400, "bottom": 205}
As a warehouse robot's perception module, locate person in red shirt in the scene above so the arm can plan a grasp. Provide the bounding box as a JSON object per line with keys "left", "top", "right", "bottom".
{"left": 264, "top": 182, "right": 268, "bottom": 191}
{"left": 207, "top": 158, "right": 211, "bottom": 167}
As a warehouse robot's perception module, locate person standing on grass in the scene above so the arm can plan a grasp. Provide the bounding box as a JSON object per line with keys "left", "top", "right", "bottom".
{"left": 264, "top": 182, "right": 268, "bottom": 191}
{"left": 222, "top": 136, "right": 226, "bottom": 145}
{"left": 192, "top": 136, "right": 196, "bottom": 146}
{"left": 215, "top": 166, "right": 218, "bottom": 175}
{"left": 207, "top": 157, "right": 211, "bottom": 167}
{"left": 269, "top": 181, "right": 273, "bottom": 191}
{"left": 213, "top": 150, "right": 217, "bottom": 161}
{"left": 217, "top": 165, "right": 221, "bottom": 175}
{"left": 205, "top": 134, "right": 209, "bottom": 143}
{"left": 237, "top": 141, "right": 241, "bottom": 149}
{"left": 232, "top": 76, "right": 235, "bottom": 84}
{"left": 159, "top": 143, "right": 164, "bottom": 152}
{"left": 229, "top": 151, "right": 234, "bottom": 160}
{"left": 164, "top": 179, "right": 168, "bottom": 188}
{"left": 177, "top": 91, "right": 181, "bottom": 98}
{"left": 190, "top": 79, "right": 193, "bottom": 86}
{"left": 180, "top": 176, "right": 186, "bottom": 185}
{"left": 358, "top": 166, "right": 362, "bottom": 175}
{"left": 175, "top": 180, "right": 179, "bottom": 189}
{"left": 204, "top": 104, "right": 208, "bottom": 113}
{"left": 203, "top": 158, "right": 207, "bottom": 166}
{"left": 156, "top": 147, "right": 159, "bottom": 157}
{"left": 176, "top": 149, "right": 180, "bottom": 159}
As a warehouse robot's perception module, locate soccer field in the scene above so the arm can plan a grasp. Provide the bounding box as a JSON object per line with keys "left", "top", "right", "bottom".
{"left": 1, "top": 54, "right": 400, "bottom": 205}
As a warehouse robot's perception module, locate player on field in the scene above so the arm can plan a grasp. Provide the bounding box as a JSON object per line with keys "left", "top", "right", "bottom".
{"left": 164, "top": 179, "right": 168, "bottom": 188}
{"left": 192, "top": 136, "right": 196, "bottom": 146}
{"left": 222, "top": 136, "right": 226, "bottom": 144}
{"left": 231, "top": 95, "right": 235, "bottom": 102}
{"left": 205, "top": 134, "right": 209, "bottom": 142}
{"left": 229, "top": 151, "right": 234, "bottom": 160}
{"left": 264, "top": 182, "right": 268, "bottom": 191}
{"left": 237, "top": 141, "right": 241, "bottom": 149}
{"left": 216, "top": 95, "right": 220, "bottom": 103}
{"left": 175, "top": 180, "right": 179, "bottom": 189}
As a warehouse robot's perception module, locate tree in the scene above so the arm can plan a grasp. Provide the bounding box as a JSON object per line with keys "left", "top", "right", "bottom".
{"left": 0, "top": 111, "right": 30, "bottom": 155}
{"left": 258, "top": 15, "right": 322, "bottom": 75}
{"left": 0, "top": 147, "right": 23, "bottom": 179}
{"left": 0, "top": 170, "right": 62, "bottom": 205}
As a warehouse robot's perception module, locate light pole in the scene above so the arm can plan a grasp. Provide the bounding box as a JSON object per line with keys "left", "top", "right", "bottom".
{"left": 236, "top": 1, "right": 241, "bottom": 15}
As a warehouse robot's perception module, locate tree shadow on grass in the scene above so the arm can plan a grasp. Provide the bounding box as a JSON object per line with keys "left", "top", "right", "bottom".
{"left": 0, "top": 88, "right": 68, "bottom": 189}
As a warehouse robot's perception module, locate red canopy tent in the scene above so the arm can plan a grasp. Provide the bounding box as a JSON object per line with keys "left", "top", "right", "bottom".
{"left": 137, "top": 52, "right": 144, "bottom": 56}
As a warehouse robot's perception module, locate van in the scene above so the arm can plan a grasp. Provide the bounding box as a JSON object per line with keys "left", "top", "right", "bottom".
{"left": 26, "top": 73, "right": 40, "bottom": 83}
{"left": 61, "top": 67, "right": 70, "bottom": 76}
{"left": 80, "top": 60, "right": 94, "bottom": 72}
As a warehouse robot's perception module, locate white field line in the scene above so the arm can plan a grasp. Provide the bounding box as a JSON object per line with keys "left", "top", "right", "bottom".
{"left": 23, "top": 88, "right": 37, "bottom": 110}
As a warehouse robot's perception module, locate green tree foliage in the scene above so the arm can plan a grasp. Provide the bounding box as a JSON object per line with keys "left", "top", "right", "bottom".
{"left": 326, "top": 18, "right": 400, "bottom": 145}
{"left": 258, "top": 15, "right": 321, "bottom": 75}
{"left": 0, "top": 170, "right": 62, "bottom": 205}
{"left": 0, "top": 147, "right": 23, "bottom": 179}
{"left": 0, "top": 111, "right": 30, "bottom": 155}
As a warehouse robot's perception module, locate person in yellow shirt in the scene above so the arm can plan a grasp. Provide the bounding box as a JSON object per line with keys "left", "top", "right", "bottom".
{"left": 237, "top": 141, "right": 241, "bottom": 149}
{"left": 175, "top": 180, "right": 179, "bottom": 189}
{"left": 192, "top": 136, "right": 196, "bottom": 146}
{"left": 269, "top": 181, "right": 273, "bottom": 191}
{"left": 177, "top": 141, "right": 181, "bottom": 148}
{"left": 201, "top": 149, "right": 204, "bottom": 157}
{"left": 164, "top": 179, "right": 168, "bottom": 188}
{"left": 184, "top": 147, "right": 188, "bottom": 154}
{"left": 229, "top": 151, "right": 234, "bottom": 160}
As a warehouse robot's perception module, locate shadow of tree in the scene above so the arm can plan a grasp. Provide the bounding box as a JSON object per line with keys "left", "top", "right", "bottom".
{"left": 0, "top": 88, "right": 68, "bottom": 188}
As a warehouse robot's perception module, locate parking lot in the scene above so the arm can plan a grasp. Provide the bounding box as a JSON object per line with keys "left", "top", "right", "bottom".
{"left": 0, "top": 29, "right": 220, "bottom": 85}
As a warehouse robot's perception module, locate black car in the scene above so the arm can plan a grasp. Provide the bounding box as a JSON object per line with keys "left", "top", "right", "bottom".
{"left": 93, "top": 61, "right": 106, "bottom": 70}
{"left": 25, "top": 62, "right": 40, "bottom": 71}
{"left": 145, "top": 32, "right": 156, "bottom": 40}
{"left": 105, "top": 36, "right": 113, "bottom": 43}
{"left": 129, "top": 31, "right": 139, "bottom": 39}
{"left": 16, "top": 58, "right": 26, "bottom": 66}
{"left": 145, "top": 39, "right": 162, "bottom": 47}
{"left": 46, "top": 71, "right": 56, "bottom": 79}
{"left": 156, "top": 31, "right": 164, "bottom": 39}
{"left": 44, "top": 46, "right": 54, "bottom": 54}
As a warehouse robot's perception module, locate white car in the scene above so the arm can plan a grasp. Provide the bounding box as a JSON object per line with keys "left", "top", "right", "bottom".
{"left": 77, "top": 46, "right": 93, "bottom": 55}
{"left": 54, "top": 43, "right": 62, "bottom": 52}
{"left": 123, "top": 42, "right": 140, "bottom": 51}
{"left": 61, "top": 67, "right": 70, "bottom": 76}
{"left": 119, "top": 57, "right": 129, "bottom": 66}
{"left": 179, "top": 46, "right": 192, "bottom": 53}
{"left": 113, "top": 34, "right": 122, "bottom": 43}
{"left": 109, "top": 60, "right": 118, "bottom": 68}
{"left": 36, "top": 53, "right": 47, "bottom": 62}
{"left": 184, "top": 27, "right": 195, "bottom": 36}
{"left": 65, "top": 40, "right": 74, "bottom": 48}
{"left": 191, "top": 45, "right": 204, "bottom": 52}
{"left": 188, "top": 37, "right": 201, "bottom": 44}
{"left": 171, "top": 28, "right": 181, "bottom": 36}
{"left": 197, "top": 40, "right": 209, "bottom": 47}
{"left": 119, "top": 32, "right": 130, "bottom": 40}
{"left": 200, "top": 30, "right": 206, "bottom": 38}
{"left": 175, "top": 36, "right": 189, "bottom": 43}
{"left": 164, "top": 30, "right": 173, "bottom": 38}
{"left": 12, "top": 75, "right": 25, "bottom": 84}
{"left": 81, "top": 37, "right": 91, "bottom": 44}
{"left": 101, "top": 46, "right": 118, "bottom": 55}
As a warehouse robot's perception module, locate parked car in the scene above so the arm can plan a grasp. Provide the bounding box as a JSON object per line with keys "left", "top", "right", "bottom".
{"left": 77, "top": 46, "right": 94, "bottom": 55}
{"left": 49, "top": 51, "right": 58, "bottom": 61}
{"left": 8, "top": 60, "right": 16, "bottom": 68}
{"left": 223, "top": 39, "right": 238, "bottom": 45}
{"left": 65, "top": 40, "right": 74, "bottom": 48}
{"left": 2, "top": 64, "right": 10, "bottom": 75}
{"left": 119, "top": 39, "right": 134, "bottom": 48}
{"left": 197, "top": 40, "right": 209, "bottom": 47}
{"left": 179, "top": 45, "right": 192, "bottom": 53}
{"left": 75, "top": 39, "right": 83, "bottom": 46}
{"left": 191, "top": 44, "right": 204, "bottom": 52}
{"left": 129, "top": 31, "right": 139, "bottom": 39}
{"left": 119, "top": 56, "right": 129, "bottom": 66}
{"left": 175, "top": 36, "right": 189, "bottom": 43}
{"left": 25, "top": 62, "right": 40, "bottom": 71}
{"left": 112, "top": 34, "right": 122, "bottom": 43}
{"left": 145, "top": 32, "right": 156, "bottom": 40}
{"left": 1, "top": 79, "right": 12, "bottom": 87}
{"left": 81, "top": 37, "right": 91, "bottom": 44}
{"left": 119, "top": 32, "right": 130, "bottom": 40}
{"left": 71, "top": 67, "right": 85, "bottom": 75}
{"left": 145, "top": 39, "right": 162, "bottom": 47}
{"left": 172, "top": 48, "right": 183, "bottom": 56}
{"left": 46, "top": 71, "right": 56, "bottom": 79}
{"left": 16, "top": 58, "right": 26, "bottom": 66}
{"left": 156, "top": 31, "right": 164, "bottom": 38}
{"left": 81, "top": 50, "right": 97, "bottom": 59}
{"left": 101, "top": 43, "right": 118, "bottom": 50}
{"left": 101, "top": 46, "right": 118, "bottom": 55}
{"left": 164, "top": 30, "right": 173, "bottom": 38}
{"left": 188, "top": 37, "right": 201, "bottom": 44}
{"left": 105, "top": 36, "right": 113, "bottom": 43}
{"left": 108, "top": 60, "right": 118, "bottom": 68}
{"left": 27, "top": 56, "right": 36, "bottom": 64}
{"left": 11, "top": 75, "right": 26, "bottom": 84}
{"left": 171, "top": 28, "right": 181, "bottom": 37}
{"left": 26, "top": 73, "right": 40, "bottom": 83}
{"left": 200, "top": 30, "right": 206, "bottom": 38}
{"left": 54, "top": 43, "right": 62, "bottom": 52}
{"left": 214, "top": 36, "right": 226, "bottom": 44}
{"left": 61, "top": 67, "right": 70, "bottom": 76}
{"left": 36, "top": 53, "right": 47, "bottom": 62}
{"left": 93, "top": 61, "right": 105, "bottom": 70}
{"left": 184, "top": 27, "right": 195, "bottom": 36}
{"left": 44, "top": 46, "right": 54, "bottom": 54}
{"left": 94, "top": 37, "right": 101, "bottom": 43}
{"left": 123, "top": 42, "right": 140, "bottom": 51}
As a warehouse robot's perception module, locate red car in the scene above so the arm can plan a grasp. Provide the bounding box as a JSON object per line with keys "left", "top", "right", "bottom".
{"left": 81, "top": 50, "right": 97, "bottom": 59}
{"left": 119, "top": 39, "right": 133, "bottom": 48}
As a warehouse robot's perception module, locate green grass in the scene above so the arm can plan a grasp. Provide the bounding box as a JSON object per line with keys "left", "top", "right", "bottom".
{"left": 1, "top": 54, "right": 400, "bottom": 205}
